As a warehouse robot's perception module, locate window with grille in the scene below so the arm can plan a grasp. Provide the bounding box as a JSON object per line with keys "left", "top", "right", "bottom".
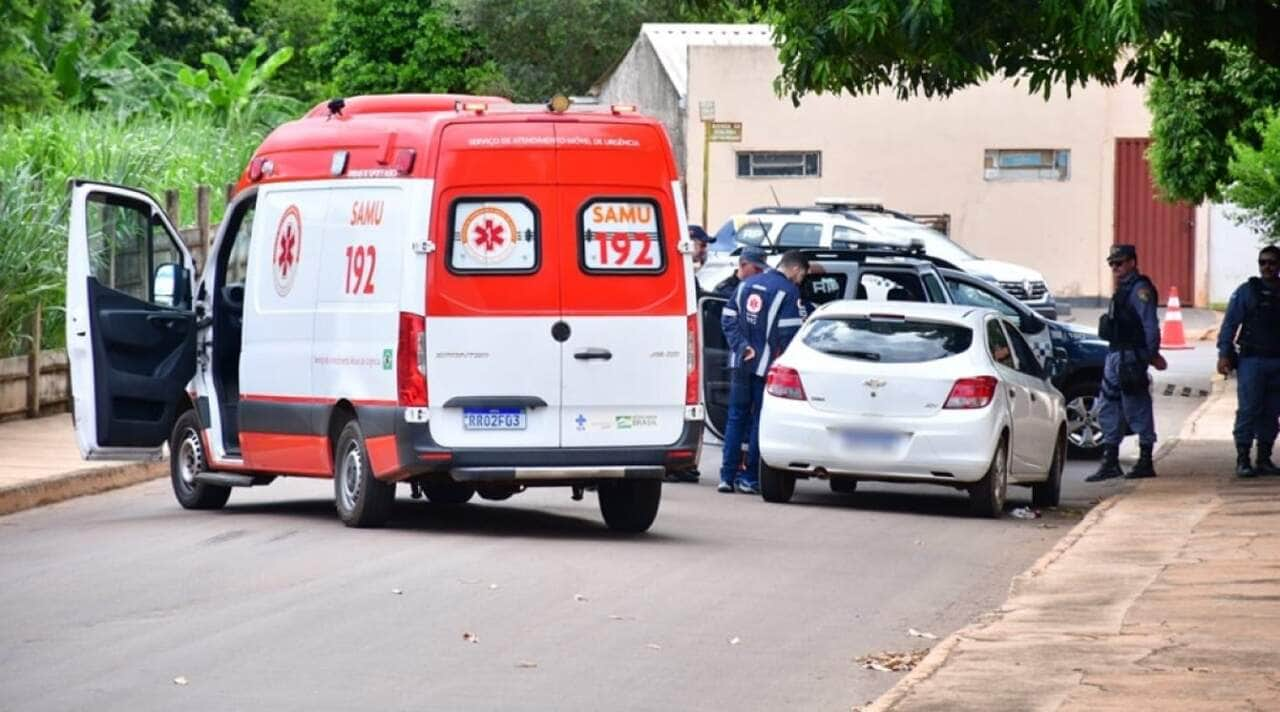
{"left": 736, "top": 151, "right": 821, "bottom": 178}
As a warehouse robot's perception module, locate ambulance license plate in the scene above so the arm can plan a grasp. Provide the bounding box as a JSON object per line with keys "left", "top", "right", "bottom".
{"left": 463, "top": 408, "right": 527, "bottom": 430}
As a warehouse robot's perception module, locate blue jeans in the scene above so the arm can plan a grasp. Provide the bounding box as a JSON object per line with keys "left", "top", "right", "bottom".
{"left": 719, "top": 370, "right": 765, "bottom": 487}
{"left": 1098, "top": 351, "right": 1156, "bottom": 447}
{"left": 1235, "top": 356, "right": 1280, "bottom": 449}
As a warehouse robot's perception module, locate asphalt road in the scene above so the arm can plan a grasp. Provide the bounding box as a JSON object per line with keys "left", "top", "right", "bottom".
{"left": 0, "top": 347, "right": 1214, "bottom": 712}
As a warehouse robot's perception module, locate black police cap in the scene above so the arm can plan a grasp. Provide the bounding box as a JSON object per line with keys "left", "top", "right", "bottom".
{"left": 1107, "top": 244, "right": 1137, "bottom": 264}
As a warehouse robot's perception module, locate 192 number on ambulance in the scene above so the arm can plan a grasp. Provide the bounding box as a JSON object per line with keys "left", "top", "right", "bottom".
{"left": 344, "top": 244, "right": 376, "bottom": 294}
{"left": 591, "top": 232, "right": 655, "bottom": 269}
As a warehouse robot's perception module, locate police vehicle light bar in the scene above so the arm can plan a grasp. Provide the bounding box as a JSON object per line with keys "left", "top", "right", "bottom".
{"left": 815, "top": 197, "right": 884, "bottom": 210}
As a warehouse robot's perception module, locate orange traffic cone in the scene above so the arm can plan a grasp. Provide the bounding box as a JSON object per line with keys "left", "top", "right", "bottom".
{"left": 1160, "top": 286, "right": 1193, "bottom": 350}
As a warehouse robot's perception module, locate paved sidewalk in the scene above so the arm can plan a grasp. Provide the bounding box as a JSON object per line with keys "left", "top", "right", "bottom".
{"left": 0, "top": 414, "right": 164, "bottom": 516}
{"left": 866, "top": 381, "right": 1280, "bottom": 711}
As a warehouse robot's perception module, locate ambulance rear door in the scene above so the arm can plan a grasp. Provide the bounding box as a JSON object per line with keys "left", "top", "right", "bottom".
{"left": 65, "top": 181, "right": 197, "bottom": 459}
{"left": 556, "top": 122, "right": 689, "bottom": 449}
{"left": 426, "top": 122, "right": 562, "bottom": 448}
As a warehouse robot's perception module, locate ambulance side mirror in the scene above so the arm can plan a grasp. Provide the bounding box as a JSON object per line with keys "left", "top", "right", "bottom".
{"left": 152, "top": 263, "right": 189, "bottom": 309}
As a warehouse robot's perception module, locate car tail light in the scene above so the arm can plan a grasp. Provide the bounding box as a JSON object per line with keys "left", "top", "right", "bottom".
{"left": 686, "top": 313, "right": 700, "bottom": 406}
{"left": 943, "top": 376, "right": 997, "bottom": 409}
{"left": 398, "top": 312, "right": 427, "bottom": 406}
{"left": 766, "top": 365, "right": 806, "bottom": 400}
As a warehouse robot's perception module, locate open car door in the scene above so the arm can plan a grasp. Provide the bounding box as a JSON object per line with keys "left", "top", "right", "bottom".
{"left": 699, "top": 296, "right": 731, "bottom": 439}
{"left": 66, "top": 181, "right": 197, "bottom": 460}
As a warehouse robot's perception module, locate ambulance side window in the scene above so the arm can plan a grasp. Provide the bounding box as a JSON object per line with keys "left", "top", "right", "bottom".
{"left": 447, "top": 198, "right": 539, "bottom": 274}
{"left": 222, "top": 203, "right": 256, "bottom": 285}
{"left": 579, "top": 198, "right": 665, "bottom": 273}
{"left": 86, "top": 193, "right": 184, "bottom": 306}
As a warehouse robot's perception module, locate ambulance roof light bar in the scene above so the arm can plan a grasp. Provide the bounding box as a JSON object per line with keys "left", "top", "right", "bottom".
{"left": 455, "top": 100, "right": 488, "bottom": 114}
{"left": 610, "top": 104, "right": 637, "bottom": 115}
{"left": 814, "top": 197, "right": 885, "bottom": 211}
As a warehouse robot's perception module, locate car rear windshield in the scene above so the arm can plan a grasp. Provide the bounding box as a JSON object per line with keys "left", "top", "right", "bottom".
{"left": 802, "top": 317, "right": 973, "bottom": 363}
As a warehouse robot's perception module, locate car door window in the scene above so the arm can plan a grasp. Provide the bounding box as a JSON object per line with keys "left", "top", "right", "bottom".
{"left": 86, "top": 193, "right": 186, "bottom": 307}
{"left": 860, "top": 269, "right": 925, "bottom": 302}
{"left": 831, "top": 225, "right": 866, "bottom": 247}
{"left": 1003, "top": 322, "right": 1045, "bottom": 379}
{"left": 986, "top": 319, "right": 1015, "bottom": 369}
{"left": 776, "top": 222, "right": 822, "bottom": 247}
{"left": 922, "top": 273, "right": 948, "bottom": 302}
{"left": 946, "top": 278, "right": 1020, "bottom": 317}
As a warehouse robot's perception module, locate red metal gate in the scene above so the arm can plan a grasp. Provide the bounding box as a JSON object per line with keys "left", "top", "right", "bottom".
{"left": 1114, "top": 138, "right": 1196, "bottom": 305}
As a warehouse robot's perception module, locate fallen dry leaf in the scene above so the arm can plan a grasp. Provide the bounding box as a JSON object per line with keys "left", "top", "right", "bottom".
{"left": 173, "top": 676, "right": 189, "bottom": 686}
{"left": 907, "top": 628, "right": 937, "bottom": 640}
{"left": 462, "top": 632, "right": 479, "bottom": 644}
{"left": 856, "top": 649, "right": 929, "bottom": 673}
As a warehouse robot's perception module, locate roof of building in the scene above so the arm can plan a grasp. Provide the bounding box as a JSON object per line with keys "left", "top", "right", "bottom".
{"left": 636, "top": 23, "right": 774, "bottom": 99}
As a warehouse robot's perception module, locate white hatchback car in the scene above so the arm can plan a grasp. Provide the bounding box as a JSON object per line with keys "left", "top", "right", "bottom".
{"left": 757, "top": 302, "right": 1067, "bottom": 517}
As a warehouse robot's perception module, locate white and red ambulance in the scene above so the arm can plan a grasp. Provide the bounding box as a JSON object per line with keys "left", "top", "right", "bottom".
{"left": 65, "top": 94, "right": 703, "bottom": 532}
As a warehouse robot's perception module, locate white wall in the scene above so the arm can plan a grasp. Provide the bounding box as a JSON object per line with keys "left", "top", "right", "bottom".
{"left": 1210, "top": 204, "right": 1269, "bottom": 304}
{"left": 685, "top": 45, "right": 1172, "bottom": 299}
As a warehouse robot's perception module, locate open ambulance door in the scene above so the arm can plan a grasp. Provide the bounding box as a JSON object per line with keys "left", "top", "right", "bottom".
{"left": 698, "top": 296, "right": 731, "bottom": 440}
{"left": 66, "top": 181, "right": 198, "bottom": 460}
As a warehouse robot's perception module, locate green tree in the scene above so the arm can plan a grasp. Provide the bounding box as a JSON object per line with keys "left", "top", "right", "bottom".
{"left": 312, "top": 0, "right": 505, "bottom": 97}
{"left": 1224, "top": 112, "right": 1280, "bottom": 244}
{"left": 247, "top": 0, "right": 333, "bottom": 100}
{"left": 134, "top": 0, "right": 258, "bottom": 68}
{"left": 763, "top": 1, "right": 1280, "bottom": 203}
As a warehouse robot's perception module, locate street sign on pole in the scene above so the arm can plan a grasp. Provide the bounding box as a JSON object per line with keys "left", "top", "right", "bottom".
{"left": 708, "top": 122, "right": 742, "bottom": 143}
{"left": 699, "top": 100, "right": 716, "bottom": 122}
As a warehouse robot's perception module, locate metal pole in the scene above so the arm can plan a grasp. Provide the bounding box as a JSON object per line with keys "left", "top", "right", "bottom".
{"left": 27, "top": 303, "right": 42, "bottom": 417}
{"left": 700, "top": 121, "right": 711, "bottom": 227}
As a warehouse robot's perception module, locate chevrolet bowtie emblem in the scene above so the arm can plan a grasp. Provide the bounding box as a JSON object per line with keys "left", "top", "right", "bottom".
{"left": 863, "top": 378, "right": 886, "bottom": 388}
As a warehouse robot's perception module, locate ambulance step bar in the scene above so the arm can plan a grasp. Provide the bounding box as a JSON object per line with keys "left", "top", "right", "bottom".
{"left": 194, "top": 473, "right": 276, "bottom": 487}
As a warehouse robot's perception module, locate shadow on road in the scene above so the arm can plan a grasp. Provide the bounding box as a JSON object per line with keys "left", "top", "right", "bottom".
{"left": 214, "top": 497, "right": 686, "bottom": 542}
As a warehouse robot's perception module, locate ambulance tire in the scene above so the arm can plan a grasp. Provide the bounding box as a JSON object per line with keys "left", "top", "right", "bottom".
{"left": 333, "top": 419, "right": 395, "bottom": 528}
{"left": 597, "top": 480, "right": 662, "bottom": 533}
{"left": 169, "top": 410, "right": 231, "bottom": 510}
{"left": 423, "top": 482, "right": 475, "bottom": 505}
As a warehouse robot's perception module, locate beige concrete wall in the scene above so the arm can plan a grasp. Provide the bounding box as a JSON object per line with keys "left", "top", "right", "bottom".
{"left": 596, "top": 35, "right": 685, "bottom": 179}
{"left": 686, "top": 45, "right": 1163, "bottom": 299}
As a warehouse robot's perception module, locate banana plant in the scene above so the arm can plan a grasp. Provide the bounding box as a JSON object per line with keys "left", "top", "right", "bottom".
{"left": 177, "top": 43, "right": 298, "bottom": 128}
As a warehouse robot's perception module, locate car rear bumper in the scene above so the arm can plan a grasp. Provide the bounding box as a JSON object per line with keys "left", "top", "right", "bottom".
{"left": 386, "top": 416, "right": 703, "bottom": 483}
{"left": 758, "top": 396, "right": 1001, "bottom": 483}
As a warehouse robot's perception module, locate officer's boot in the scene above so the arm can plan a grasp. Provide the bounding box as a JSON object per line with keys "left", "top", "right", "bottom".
{"left": 1085, "top": 445, "right": 1125, "bottom": 482}
{"left": 1256, "top": 442, "right": 1280, "bottom": 476}
{"left": 1236, "top": 445, "right": 1258, "bottom": 478}
{"left": 1126, "top": 445, "right": 1157, "bottom": 479}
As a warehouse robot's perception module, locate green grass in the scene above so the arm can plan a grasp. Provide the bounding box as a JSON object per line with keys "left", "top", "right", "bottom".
{"left": 0, "top": 111, "right": 268, "bottom": 357}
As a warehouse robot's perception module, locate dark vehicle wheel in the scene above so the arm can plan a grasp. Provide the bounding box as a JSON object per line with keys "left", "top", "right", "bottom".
{"left": 423, "top": 482, "right": 475, "bottom": 505}
{"left": 170, "top": 410, "right": 231, "bottom": 510}
{"left": 969, "top": 437, "right": 1008, "bottom": 518}
{"left": 829, "top": 477, "right": 858, "bottom": 494}
{"left": 1032, "top": 433, "right": 1065, "bottom": 509}
{"left": 1063, "top": 379, "right": 1104, "bottom": 459}
{"left": 760, "top": 464, "right": 796, "bottom": 503}
{"left": 598, "top": 480, "right": 662, "bottom": 533}
{"left": 333, "top": 419, "right": 395, "bottom": 528}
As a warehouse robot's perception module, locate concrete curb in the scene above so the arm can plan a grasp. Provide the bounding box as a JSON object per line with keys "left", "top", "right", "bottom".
{"left": 0, "top": 461, "right": 167, "bottom": 517}
{"left": 862, "top": 496, "right": 1121, "bottom": 712}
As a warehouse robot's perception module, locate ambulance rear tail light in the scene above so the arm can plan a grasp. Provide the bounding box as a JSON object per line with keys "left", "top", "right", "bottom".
{"left": 393, "top": 148, "right": 416, "bottom": 175}
{"left": 456, "top": 101, "right": 488, "bottom": 114}
{"left": 686, "top": 313, "right": 700, "bottom": 406}
{"left": 397, "top": 312, "right": 427, "bottom": 407}
{"left": 248, "top": 157, "right": 274, "bottom": 182}
{"left": 611, "top": 104, "right": 637, "bottom": 115}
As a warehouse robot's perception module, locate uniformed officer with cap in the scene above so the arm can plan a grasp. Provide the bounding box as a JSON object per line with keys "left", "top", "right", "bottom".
{"left": 718, "top": 250, "right": 809, "bottom": 494}
{"left": 1086, "top": 244, "right": 1168, "bottom": 482}
{"left": 713, "top": 247, "right": 769, "bottom": 298}
{"left": 1216, "top": 244, "right": 1280, "bottom": 477}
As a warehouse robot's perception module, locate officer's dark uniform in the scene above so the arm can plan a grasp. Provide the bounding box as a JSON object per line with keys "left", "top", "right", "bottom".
{"left": 1218, "top": 274, "right": 1280, "bottom": 476}
{"left": 1087, "top": 245, "right": 1161, "bottom": 481}
{"left": 719, "top": 268, "right": 806, "bottom": 492}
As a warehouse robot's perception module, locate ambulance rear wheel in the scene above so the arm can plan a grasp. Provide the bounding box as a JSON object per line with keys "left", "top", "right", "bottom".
{"left": 597, "top": 480, "right": 661, "bottom": 533}
{"left": 170, "top": 410, "right": 231, "bottom": 510}
{"left": 423, "top": 482, "right": 475, "bottom": 505}
{"left": 334, "top": 420, "right": 395, "bottom": 528}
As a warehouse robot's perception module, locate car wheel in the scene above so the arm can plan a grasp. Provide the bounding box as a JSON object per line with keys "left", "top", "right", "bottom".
{"left": 422, "top": 482, "right": 475, "bottom": 505}
{"left": 1032, "top": 433, "right": 1065, "bottom": 509}
{"left": 333, "top": 419, "right": 395, "bottom": 528}
{"left": 829, "top": 477, "right": 858, "bottom": 494}
{"left": 598, "top": 480, "right": 662, "bottom": 533}
{"left": 760, "top": 464, "right": 796, "bottom": 503}
{"left": 169, "top": 410, "right": 231, "bottom": 510}
{"left": 969, "top": 437, "right": 1008, "bottom": 518}
{"left": 1063, "top": 379, "right": 1103, "bottom": 459}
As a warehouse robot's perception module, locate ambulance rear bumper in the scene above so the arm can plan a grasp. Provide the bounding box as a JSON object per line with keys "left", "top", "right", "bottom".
{"left": 394, "top": 418, "right": 703, "bottom": 481}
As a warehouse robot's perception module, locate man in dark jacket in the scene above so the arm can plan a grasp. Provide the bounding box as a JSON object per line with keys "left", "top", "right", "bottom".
{"left": 1217, "top": 244, "right": 1280, "bottom": 477}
